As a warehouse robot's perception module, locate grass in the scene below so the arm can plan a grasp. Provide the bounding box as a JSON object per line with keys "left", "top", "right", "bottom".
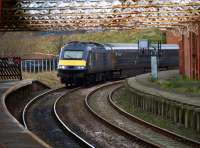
{"left": 153, "top": 75, "right": 200, "bottom": 95}
{"left": 0, "top": 29, "right": 165, "bottom": 56}
{"left": 22, "top": 71, "right": 63, "bottom": 88}
{"left": 114, "top": 88, "right": 200, "bottom": 141}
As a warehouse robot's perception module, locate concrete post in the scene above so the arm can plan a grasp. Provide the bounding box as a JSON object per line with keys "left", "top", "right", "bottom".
{"left": 161, "top": 101, "right": 164, "bottom": 118}
{"left": 184, "top": 108, "right": 189, "bottom": 128}
{"left": 191, "top": 111, "right": 195, "bottom": 129}
{"left": 196, "top": 111, "right": 200, "bottom": 132}
{"left": 173, "top": 104, "right": 177, "bottom": 123}
{"left": 179, "top": 105, "right": 183, "bottom": 124}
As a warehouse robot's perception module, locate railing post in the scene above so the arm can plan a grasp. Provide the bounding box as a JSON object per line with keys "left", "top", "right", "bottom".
{"left": 25, "top": 60, "right": 27, "bottom": 72}
{"left": 34, "top": 59, "right": 36, "bottom": 73}
{"left": 49, "top": 59, "right": 52, "bottom": 71}
{"left": 38, "top": 60, "right": 40, "bottom": 72}
{"left": 46, "top": 59, "right": 48, "bottom": 71}
{"left": 53, "top": 58, "right": 55, "bottom": 71}
{"left": 42, "top": 59, "right": 44, "bottom": 72}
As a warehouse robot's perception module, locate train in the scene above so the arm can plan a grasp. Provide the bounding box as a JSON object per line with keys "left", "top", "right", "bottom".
{"left": 57, "top": 41, "right": 179, "bottom": 86}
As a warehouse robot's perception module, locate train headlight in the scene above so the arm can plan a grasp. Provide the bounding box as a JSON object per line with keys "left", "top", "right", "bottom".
{"left": 77, "top": 66, "right": 85, "bottom": 69}
{"left": 58, "top": 65, "right": 65, "bottom": 69}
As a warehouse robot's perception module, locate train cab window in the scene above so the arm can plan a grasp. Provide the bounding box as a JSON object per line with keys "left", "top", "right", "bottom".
{"left": 62, "top": 50, "right": 84, "bottom": 59}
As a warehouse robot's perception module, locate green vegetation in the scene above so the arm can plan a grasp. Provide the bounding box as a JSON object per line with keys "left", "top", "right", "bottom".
{"left": 153, "top": 75, "right": 200, "bottom": 95}
{"left": 114, "top": 88, "right": 200, "bottom": 141}
{"left": 0, "top": 29, "right": 165, "bottom": 56}
{"left": 62, "top": 29, "right": 165, "bottom": 43}
{"left": 22, "top": 72, "right": 63, "bottom": 88}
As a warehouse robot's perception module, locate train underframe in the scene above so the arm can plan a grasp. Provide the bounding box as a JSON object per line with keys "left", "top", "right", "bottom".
{"left": 58, "top": 69, "right": 122, "bottom": 87}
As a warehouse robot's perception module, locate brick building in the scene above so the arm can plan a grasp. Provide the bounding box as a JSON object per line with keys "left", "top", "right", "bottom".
{"left": 178, "top": 26, "right": 200, "bottom": 80}
{"left": 166, "top": 25, "right": 200, "bottom": 80}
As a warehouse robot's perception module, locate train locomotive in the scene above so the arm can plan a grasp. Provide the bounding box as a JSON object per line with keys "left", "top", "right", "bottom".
{"left": 57, "top": 41, "right": 179, "bottom": 86}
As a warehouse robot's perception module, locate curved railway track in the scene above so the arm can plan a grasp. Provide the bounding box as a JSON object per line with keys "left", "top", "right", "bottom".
{"left": 22, "top": 87, "right": 94, "bottom": 148}
{"left": 55, "top": 84, "right": 145, "bottom": 148}
{"left": 85, "top": 81, "right": 199, "bottom": 148}
{"left": 109, "top": 85, "right": 200, "bottom": 148}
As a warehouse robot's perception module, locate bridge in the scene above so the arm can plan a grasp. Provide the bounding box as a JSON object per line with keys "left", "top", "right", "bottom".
{"left": 0, "top": 0, "right": 200, "bottom": 33}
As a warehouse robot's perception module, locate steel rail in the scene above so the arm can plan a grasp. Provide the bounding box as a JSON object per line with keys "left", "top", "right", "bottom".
{"left": 109, "top": 85, "right": 200, "bottom": 148}
{"left": 85, "top": 81, "right": 162, "bottom": 148}
{"left": 22, "top": 87, "right": 64, "bottom": 129}
{"left": 53, "top": 88, "right": 95, "bottom": 148}
{"left": 22, "top": 86, "right": 94, "bottom": 148}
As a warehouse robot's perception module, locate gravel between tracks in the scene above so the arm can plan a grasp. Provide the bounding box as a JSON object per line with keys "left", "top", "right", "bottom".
{"left": 26, "top": 89, "right": 83, "bottom": 148}
{"left": 56, "top": 84, "right": 142, "bottom": 148}
{"left": 87, "top": 83, "right": 192, "bottom": 148}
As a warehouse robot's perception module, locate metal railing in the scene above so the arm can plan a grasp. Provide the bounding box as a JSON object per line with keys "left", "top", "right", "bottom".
{"left": 21, "top": 58, "right": 58, "bottom": 73}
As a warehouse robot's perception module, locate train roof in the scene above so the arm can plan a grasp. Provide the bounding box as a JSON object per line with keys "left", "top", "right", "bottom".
{"left": 104, "top": 43, "right": 179, "bottom": 50}
{"left": 65, "top": 41, "right": 105, "bottom": 49}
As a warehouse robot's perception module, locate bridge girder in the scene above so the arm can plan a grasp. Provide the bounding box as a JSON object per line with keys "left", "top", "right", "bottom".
{"left": 0, "top": 0, "right": 200, "bottom": 33}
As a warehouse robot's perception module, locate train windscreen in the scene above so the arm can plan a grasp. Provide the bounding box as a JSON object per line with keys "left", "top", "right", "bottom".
{"left": 62, "top": 50, "right": 84, "bottom": 59}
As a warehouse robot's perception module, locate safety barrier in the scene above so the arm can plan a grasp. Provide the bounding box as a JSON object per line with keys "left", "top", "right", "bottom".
{"left": 0, "top": 57, "right": 22, "bottom": 80}
{"left": 21, "top": 58, "right": 58, "bottom": 73}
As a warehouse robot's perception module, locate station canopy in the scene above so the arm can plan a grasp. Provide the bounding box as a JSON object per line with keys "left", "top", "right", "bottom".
{"left": 1, "top": 0, "right": 200, "bottom": 33}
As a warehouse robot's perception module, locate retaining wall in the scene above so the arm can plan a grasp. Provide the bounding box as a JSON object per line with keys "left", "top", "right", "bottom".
{"left": 5, "top": 80, "right": 49, "bottom": 124}
{"left": 126, "top": 73, "right": 200, "bottom": 133}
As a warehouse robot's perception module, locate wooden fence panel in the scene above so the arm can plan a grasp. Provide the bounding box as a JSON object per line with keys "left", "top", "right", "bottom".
{"left": 0, "top": 57, "right": 22, "bottom": 80}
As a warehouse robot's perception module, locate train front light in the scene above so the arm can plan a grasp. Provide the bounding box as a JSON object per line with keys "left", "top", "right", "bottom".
{"left": 77, "top": 66, "right": 85, "bottom": 69}
{"left": 58, "top": 65, "right": 66, "bottom": 69}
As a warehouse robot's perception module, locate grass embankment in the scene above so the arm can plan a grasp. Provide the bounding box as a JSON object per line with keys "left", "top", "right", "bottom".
{"left": 153, "top": 75, "right": 200, "bottom": 95}
{"left": 22, "top": 72, "right": 63, "bottom": 88}
{"left": 114, "top": 88, "right": 200, "bottom": 141}
{"left": 0, "top": 29, "right": 165, "bottom": 56}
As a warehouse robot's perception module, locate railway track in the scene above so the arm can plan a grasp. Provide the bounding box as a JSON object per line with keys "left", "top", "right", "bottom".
{"left": 85, "top": 81, "right": 199, "bottom": 148}
{"left": 55, "top": 84, "right": 145, "bottom": 148}
{"left": 109, "top": 85, "right": 200, "bottom": 148}
{"left": 22, "top": 87, "right": 94, "bottom": 148}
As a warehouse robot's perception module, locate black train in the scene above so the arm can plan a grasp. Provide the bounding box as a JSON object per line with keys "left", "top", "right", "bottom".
{"left": 57, "top": 41, "right": 179, "bottom": 86}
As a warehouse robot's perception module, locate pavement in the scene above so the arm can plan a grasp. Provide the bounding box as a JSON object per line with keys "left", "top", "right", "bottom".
{"left": 0, "top": 80, "right": 49, "bottom": 148}
{"left": 127, "top": 70, "right": 200, "bottom": 108}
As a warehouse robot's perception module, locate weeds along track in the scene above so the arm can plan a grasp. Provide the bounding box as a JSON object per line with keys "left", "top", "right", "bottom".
{"left": 85, "top": 81, "right": 199, "bottom": 148}
{"left": 22, "top": 87, "right": 94, "bottom": 148}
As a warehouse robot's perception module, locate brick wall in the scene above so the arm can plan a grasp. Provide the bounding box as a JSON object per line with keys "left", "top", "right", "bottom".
{"left": 166, "top": 32, "right": 180, "bottom": 44}
{"left": 179, "top": 25, "right": 200, "bottom": 80}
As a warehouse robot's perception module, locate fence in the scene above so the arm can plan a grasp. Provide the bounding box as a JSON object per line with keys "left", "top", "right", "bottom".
{"left": 0, "top": 57, "right": 22, "bottom": 80}
{"left": 21, "top": 58, "right": 58, "bottom": 73}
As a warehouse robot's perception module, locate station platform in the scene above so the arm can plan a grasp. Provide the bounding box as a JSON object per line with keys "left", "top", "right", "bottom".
{"left": 0, "top": 80, "right": 49, "bottom": 148}
{"left": 126, "top": 70, "right": 200, "bottom": 132}
{"left": 127, "top": 70, "right": 200, "bottom": 107}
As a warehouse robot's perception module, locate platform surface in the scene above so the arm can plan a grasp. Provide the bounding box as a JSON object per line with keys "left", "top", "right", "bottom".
{"left": 127, "top": 70, "right": 200, "bottom": 107}
{"left": 0, "top": 80, "right": 49, "bottom": 148}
